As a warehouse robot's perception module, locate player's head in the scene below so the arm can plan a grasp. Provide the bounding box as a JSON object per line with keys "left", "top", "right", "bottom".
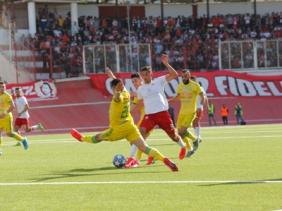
{"left": 0, "top": 81, "right": 6, "bottom": 94}
{"left": 131, "top": 73, "right": 142, "bottom": 89}
{"left": 110, "top": 78, "right": 124, "bottom": 92}
{"left": 139, "top": 66, "right": 152, "bottom": 84}
{"left": 15, "top": 87, "right": 23, "bottom": 97}
{"left": 181, "top": 69, "right": 191, "bottom": 85}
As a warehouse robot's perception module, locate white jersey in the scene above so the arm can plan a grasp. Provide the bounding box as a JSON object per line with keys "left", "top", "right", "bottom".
{"left": 197, "top": 86, "right": 206, "bottom": 109}
{"left": 15, "top": 96, "right": 30, "bottom": 119}
{"left": 137, "top": 76, "right": 168, "bottom": 115}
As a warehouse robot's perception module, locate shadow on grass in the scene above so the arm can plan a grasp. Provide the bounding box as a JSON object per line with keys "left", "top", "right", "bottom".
{"left": 200, "top": 178, "right": 282, "bottom": 187}
{"left": 31, "top": 164, "right": 168, "bottom": 182}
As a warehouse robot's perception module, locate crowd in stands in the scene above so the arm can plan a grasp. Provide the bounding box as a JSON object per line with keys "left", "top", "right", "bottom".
{"left": 22, "top": 6, "right": 282, "bottom": 77}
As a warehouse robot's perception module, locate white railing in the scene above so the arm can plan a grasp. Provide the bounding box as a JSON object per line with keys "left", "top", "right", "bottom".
{"left": 83, "top": 43, "right": 151, "bottom": 74}
{"left": 219, "top": 39, "right": 282, "bottom": 71}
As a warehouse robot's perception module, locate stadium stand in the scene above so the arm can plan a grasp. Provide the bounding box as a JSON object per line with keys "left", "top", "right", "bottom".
{"left": 20, "top": 9, "right": 282, "bottom": 75}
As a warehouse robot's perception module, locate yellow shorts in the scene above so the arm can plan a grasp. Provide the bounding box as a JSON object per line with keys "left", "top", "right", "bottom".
{"left": 100, "top": 121, "right": 142, "bottom": 143}
{"left": 0, "top": 113, "right": 13, "bottom": 134}
{"left": 176, "top": 112, "right": 196, "bottom": 129}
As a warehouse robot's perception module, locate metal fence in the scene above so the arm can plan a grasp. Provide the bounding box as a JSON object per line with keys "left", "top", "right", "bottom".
{"left": 83, "top": 43, "right": 151, "bottom": 74}
{"left": 219, "top": 39, "right": 282, "bottom": 70}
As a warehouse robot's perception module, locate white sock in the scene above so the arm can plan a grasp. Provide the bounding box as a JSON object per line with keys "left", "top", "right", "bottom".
{"left": 30, "top": 125, "right": 38, "bottom": 130}
{"left": 194, "top": 127, "right": 200, "bottom": 139}
{"left": 129, "top": 144, "right": 137, "bottom": 157}
{"left": 177, "top": 137, "right": 186, "bottom": 148}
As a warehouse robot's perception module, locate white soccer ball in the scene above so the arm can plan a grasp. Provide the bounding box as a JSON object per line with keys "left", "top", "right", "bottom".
{"left": 112, "top": 154, "right": 126, "bottom": 168}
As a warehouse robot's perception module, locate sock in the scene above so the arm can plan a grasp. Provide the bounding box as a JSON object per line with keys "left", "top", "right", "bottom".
{"left": 136, "top": 149, "right": 143, "bottom": 160}
{"left": 183, "top": 136, "right": 193, "bottom": 151}
{"left": 130, "top": 144, "right": 137, "bottom": 157}
{"left": 194, "top": 127, "right": 200, "bottom": 139}
{"left": 30, "top": 123, "right": 42, "bottom": 130}
{"left": 82, "top": 135, "right": 100, "bottom": 144}
{"left": 184, "top": 130, "right": 197, "bottom": 142}
{"left": 11, "top": 132, "right": 25, "bottom": 142}
{"left": 176, "top": 137, "right": 186, "bottom": 148}
{"left": 145, "top": 146, "right": 164, "bottom": 162}
{"left": 30, "top": 125, "right": 37, "bottom": 131}
{"left": 0, "top": 135, "right": 2, "bottom": 146}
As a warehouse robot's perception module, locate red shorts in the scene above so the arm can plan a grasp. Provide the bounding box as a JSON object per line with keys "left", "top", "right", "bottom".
{"left": 15, "top": 118, "right": 29, "bottom": 127}
{"left": 196, "top": 108, "right": 203, "bottom": 120}
{"left": 140, "top": 111, "right": 175, "bottom": 136}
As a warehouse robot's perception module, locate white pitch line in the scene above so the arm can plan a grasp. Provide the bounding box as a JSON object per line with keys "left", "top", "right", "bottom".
{"left": 0, "top": 180, "right": 282, "bottom": 186}
{"left": 2, "top": 134, "right": 282, "bottom": 146}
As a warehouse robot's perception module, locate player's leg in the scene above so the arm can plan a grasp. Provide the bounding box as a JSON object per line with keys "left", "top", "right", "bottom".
{"left": 136, "top": 115, "right": 156, "bottom": 164}
{"left": 6, "top": 116, "right": 28, "bottom": 150}
{"left": 71, "top": 126, "right": 124, "bottom": 144}
{"left": 157, "top": 111, "right": 187, "bottom": 160}
{"left": 128, "top": 128, "right": 178, "bottom": 171}
{"left": 29, "top": 123, "right": 45, "bottom": 132}
{"left": 177, "top": 114, "right": 200, "bottom": 157}
{"left": 193, "top": 109, "right": 203, "bottom": 140}
{"left": 13, "top": 119, "right": 22, "bottom": 147}
{"left": 71, "top": 128, "right": 102, "bottom": 143}
{"left": 134, "top": 140, "right": 178, "bottom": 171}
{"left": 125, "top": 144, "right": 140, "bottom": 168}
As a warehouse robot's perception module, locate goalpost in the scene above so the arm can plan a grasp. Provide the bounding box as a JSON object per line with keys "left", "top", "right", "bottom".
{"left": 82, "top": 43, "right": 151, "bottom": 74}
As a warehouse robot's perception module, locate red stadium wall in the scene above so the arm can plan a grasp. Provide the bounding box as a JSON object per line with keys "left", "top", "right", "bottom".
{"left": 26, "top": 73, "right": 282, "bottom": 134}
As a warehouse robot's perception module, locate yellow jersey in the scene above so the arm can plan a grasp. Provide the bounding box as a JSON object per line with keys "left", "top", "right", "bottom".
{"left": 177, "top": 81, "right": 202, "bottom": 114}
{"left": 132, "top": 96, "right": 145, "bottom": 117}
{"left": 0, "top": 91, "right": 13, "bottom": 116}
{"left": 109, "top": 89, "right": 134, "bottom": 127}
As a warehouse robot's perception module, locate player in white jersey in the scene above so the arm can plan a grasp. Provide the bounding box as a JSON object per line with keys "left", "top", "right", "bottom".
{"left": 191, "top": 77, "right": 208, "bottom": 140}
{"left": 14, "top": 87, "right": 44, "bottom": 133}
{"left": 137, "top": 54, "right": 187, "bottom": 161}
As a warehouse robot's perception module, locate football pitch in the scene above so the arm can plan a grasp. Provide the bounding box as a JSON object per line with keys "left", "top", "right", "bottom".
{"left": 0, "top": 124, "right": 282, "bottom": 211}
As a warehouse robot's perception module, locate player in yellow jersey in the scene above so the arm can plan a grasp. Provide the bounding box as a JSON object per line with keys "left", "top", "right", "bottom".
{"left": 70, "top": 75, "right": 178, "bottom": 171}
{"left": 0, "top": 82, "right": 29, "bottom": 154}
{"left": 175, "top": 70, "right": 206, "bottom": 157}
{"left": 125, "top": 73, "right": 146, "bottom": 168}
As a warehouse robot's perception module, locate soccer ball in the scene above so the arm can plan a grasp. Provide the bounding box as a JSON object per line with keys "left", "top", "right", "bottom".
{"left": 112, "top": 154, "right": 126, "bottom": 168}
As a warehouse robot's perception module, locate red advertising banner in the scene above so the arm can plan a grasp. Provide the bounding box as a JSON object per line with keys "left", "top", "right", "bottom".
{"left": 89, "top": 70, "right": 282, "bottom": 97}
{"left": 6, "top": 81, "right": 57, "bottom": 101}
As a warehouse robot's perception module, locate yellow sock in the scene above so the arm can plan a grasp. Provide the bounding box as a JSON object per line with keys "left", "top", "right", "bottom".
{"left": 136, "top": 149, "right": 143, "bottom": 160}
{"left": 145, "top": 147, "right": 164, "bottom": 162}
{"left": 11, "top": 132, "right": 24, "bottom": 142}
{"left": 184, "top": 130, "right": 196, "bottom": 142}
{"left": 183, "top": 136, "right": 193, "bottom": 150}
{"left": 82, "top": 135, "right": 99, "bottom": 144}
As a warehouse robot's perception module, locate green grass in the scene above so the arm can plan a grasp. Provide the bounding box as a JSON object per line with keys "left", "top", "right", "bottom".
{"left": 0, "top": 124, "right": 282, "bottom": 211}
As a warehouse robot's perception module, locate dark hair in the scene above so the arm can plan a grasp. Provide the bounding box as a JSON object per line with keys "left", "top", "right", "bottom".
{"left": 182, "top": 69, "right": 191, "bottom": 74}
{"left": 15, "top": 87, "right": 22, "bottom": 91}
{"left": 110, "top": 78, "right": 122, "bottom": 88}
{"left": 0, "top": 81, "right": 5, "bottom": 85}
{"left": 131, "top": 73, "right": 140, "bottom": 79}
{"left": 140, "top": 66, "right": 151, "bottom": 72}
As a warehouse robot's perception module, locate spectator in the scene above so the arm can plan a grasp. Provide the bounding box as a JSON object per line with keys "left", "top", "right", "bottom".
{"left": 221, "top": 104, "right": 229, "bottom": 125}
{"left": 234, "top": 102, "right": 245, "bottom": 125}
{"left": 208, "top": 101, "right": 217, "bottom": 126}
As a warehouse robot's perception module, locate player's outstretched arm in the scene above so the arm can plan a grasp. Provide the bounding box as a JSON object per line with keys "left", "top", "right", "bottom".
{"left": 105, "top": 67, "right": 116, "bottom": 79}
{"left": 161, "top": 54, "right": 178, "bottom": 82}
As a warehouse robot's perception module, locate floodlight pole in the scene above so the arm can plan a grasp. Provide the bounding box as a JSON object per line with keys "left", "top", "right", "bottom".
{"left": 253, "top": 0, "right": 257, "bottom": 16}
{"left": 206, "top": 0, "right": 210, "bottom": 21}
{"left": 160, "top": 0, "right": 164, "bottom": 24}
{"left": 127, "top": 3, "right": 133, "bottom": 72}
